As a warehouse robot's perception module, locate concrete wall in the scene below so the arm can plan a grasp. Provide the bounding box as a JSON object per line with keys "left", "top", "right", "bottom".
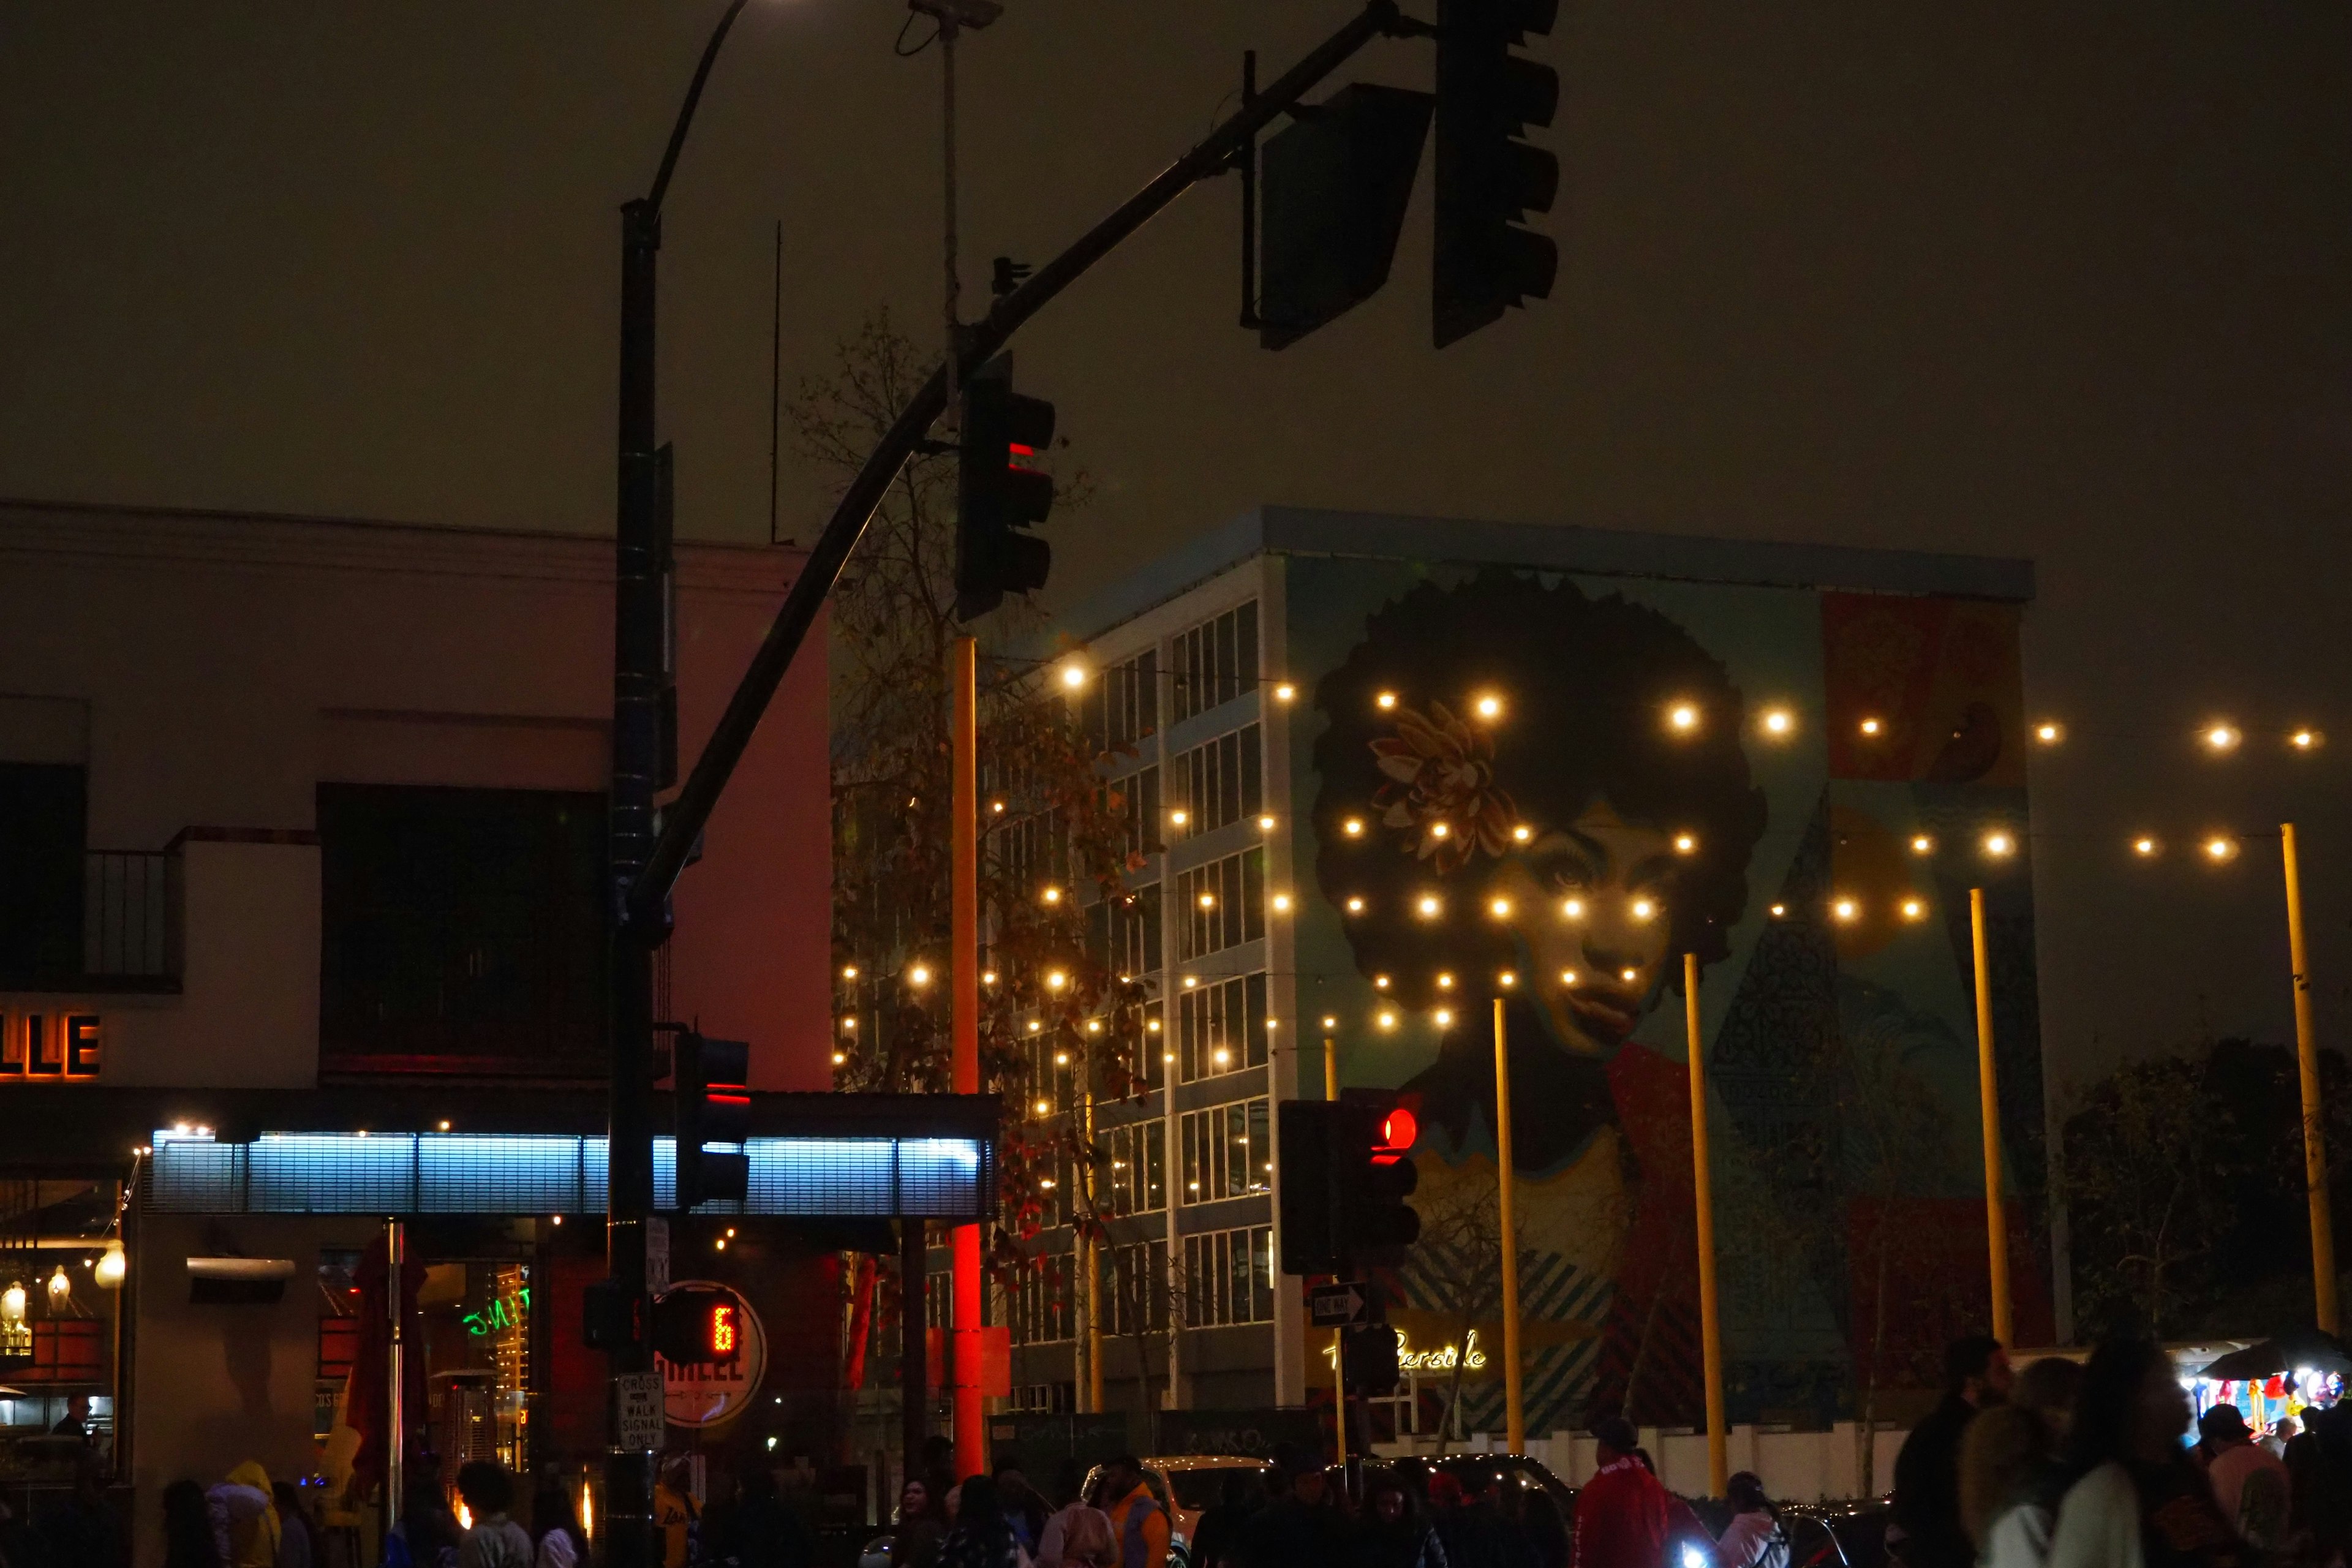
{"left": 0, "top": 499, "right": 831, "bottom": 1090}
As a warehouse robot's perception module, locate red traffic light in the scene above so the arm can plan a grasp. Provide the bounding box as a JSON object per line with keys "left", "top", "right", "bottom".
{"left": 1374, "top": 1106, "right": 1417, "bottom": 1162}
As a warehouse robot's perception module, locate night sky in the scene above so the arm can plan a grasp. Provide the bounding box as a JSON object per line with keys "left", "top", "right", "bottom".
{"left": 4, "top": 2, "right": 2348, "bottom": 1099}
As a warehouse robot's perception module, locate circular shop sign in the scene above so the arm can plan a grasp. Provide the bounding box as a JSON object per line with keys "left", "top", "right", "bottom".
{"left": 657, "top": 1280, "right": 767, "bottom": 1428}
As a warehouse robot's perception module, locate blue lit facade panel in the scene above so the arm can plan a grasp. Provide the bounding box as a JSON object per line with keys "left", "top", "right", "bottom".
{"left": 145, "top": 1131, "right": 989, "bottom": 1218}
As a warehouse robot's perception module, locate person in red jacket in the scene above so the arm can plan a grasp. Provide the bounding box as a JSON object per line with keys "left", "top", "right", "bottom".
{"left": 1575, "top": 1418, "right": 1677, "bottom": 1568}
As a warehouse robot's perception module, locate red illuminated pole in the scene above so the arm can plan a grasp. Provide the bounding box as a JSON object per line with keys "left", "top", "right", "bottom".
{"left": 951, "top": 637, "right": 985, "bottom": 1479}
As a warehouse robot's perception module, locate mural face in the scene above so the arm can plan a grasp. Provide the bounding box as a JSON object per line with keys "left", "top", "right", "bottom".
{"left": 1289, "top": 561, "right": 2048, "bottom": 1432}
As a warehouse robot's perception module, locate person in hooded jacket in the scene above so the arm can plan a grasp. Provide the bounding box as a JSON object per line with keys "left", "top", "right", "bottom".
{"left": 1352, "top": 1471, "right": 1449, "bottom": 1568}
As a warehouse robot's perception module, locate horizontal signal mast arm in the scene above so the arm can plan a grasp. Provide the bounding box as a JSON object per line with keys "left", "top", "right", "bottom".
{"left": 630, "top": 0, "right": 1408, "bottom": 922}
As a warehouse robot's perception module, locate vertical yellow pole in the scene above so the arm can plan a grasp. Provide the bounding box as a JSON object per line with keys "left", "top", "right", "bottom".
{"left": 2284, "top": 823, "right": 2339, "bottom": 1335}
{"left": 1685, "top": 954, "right": 1727, "bottom": 1496}
{"left": 1084, "top": 1085, "right": 1104, "bottom": 1414}
{"left": 1325, "top": 1029, "right": 1346, "bottom": 1466}
{"left": 950, "top": 637, "right": 984, "bottom": 1476}
{"left": 1969, "top": 889, "right": 2013, "bottom": 1346}
{"left": 1494, "top": 998, "right": 1525, "bottom": 1455}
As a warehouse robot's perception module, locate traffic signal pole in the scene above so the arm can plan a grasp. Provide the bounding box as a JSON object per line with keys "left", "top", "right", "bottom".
{"left": 628, "top": 0, "right": 1414, "bottom": 926}
{"left": 951, "top": 637, "right": 985, "bottom": 1477}
{"left": 606, "top": 9, "right": 752, "bottom": 1568}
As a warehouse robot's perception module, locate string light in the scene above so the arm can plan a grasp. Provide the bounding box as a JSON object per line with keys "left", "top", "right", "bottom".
{"left": 1560, "top": 898, "right": 1585, "bottom": 919}
{"left": 1169, "top": 809, "right": 1189, "bottom": 826}
{"left": 1085, "top": 1020, "right": 1101, "bottom": 1035}
{"left": 1258, "top": 814, "right": 1277, "bottom": 831}
{"left": 1197, "top": 891, "right": 1216, "bottom": 908}
{"left": 1147, "top": 1018, "right": 1162, "bottom": 1032}
{"left": 1436, "top": 973, "right": 1455, "bottom": 990}
{"left": 1982, "top": 831, "right": 2016, "bottom": 858}
{"left": 1046, "top": 970, "right": 1068, "bottom": 991}
{"left": 1860, "top": 717, "right": 1883, "bottom": 737}
{"left": 1429, "top": 821, "right": 1450, "bottom": 840}
{"left": 1630, "top": 898, "right": 1656, "bottom": 921}
{"left": 982, "top": 970, "right": 998, "bottom": 985}
{"left": 1512, "top": 824, "right": 1532, "bottom": 843}
{"left": 1034, "top": 1099, "right": 1052, "bottom": 1116}
{"left": 1343, "top": 817, "right": 1365, "bottom": 837}
{"left": 1272, "top": 893, "right": 1294, "bottom": 912}
{"left": 1668, "top": 703, "right": 1700, "bottom": 733}
{"left": 1760, "top": 708, "right": 1794, "bottom": 737}
{"left": 1377, "top": 691, "right": 1398, "bottom": 710}
{"left": 832, "top": 1050, "right": 847, "bottom": 1066}
{"left": 1417, "top": 895, "right": 1442, "bottom": 919}
{"left": 1377, "top": 1011, "right": 1398, "bottom": 1030}
{"left": 1619, "top": 968, "right": 1638, "bottom": 983}
{"left": 1769, "top": 903, "right": 1786, "bottom": 918}
{"left": 1833, "top": 897, "right": 1860, "bottom": 922}
{"left": 1488, "top": 897, "right": 1512, "bottom": 918}
{"left": 1474, "top": 693, "right": 1503, "bottom": 720}
{"left": 1027, "top": 1020, "right": 1041, "bottom": 1033}
{"left": 1183, "top": 975, "right": 1199, "bottom": 989}
{"left": 1374, "top": 974, "right": 1391, "bottom": 989}
{"left": 1322, "top": 1016, "right": 1338, "bottom": 1030}
{"left": 1055, "top": 1050, "right": 1071, "bottom": 1065}
{"left": 1499, "top": 971, "right": 1518, "bottom": 988}
{"left": 908, "top": 965, "right": 932, "bottom": 986}
{"left": 1274, "top": 682, "right": 1297, "bottom": 703}
{"left": 1345, "top": 897, "right": 1365, "bottom": 913}
{"left": 2133, "top": 835, "right": 2160, "bottom": 857}
{"left": 842, "top": 965, "right": 859, "bottom": 980}
{"left": 2035, "top": 721, "right": 2064, "bottom": 744}
{"left": 1212, "top": 1047, "right": 1231, "bottom": 1065}
{"left": 1901, "top": 898, "right": 1927, "bottom": 921}
{"left": 991, "top": 801, "right": 1006, "bottom": 814}
{"left": 2291, "top": 728, "right": 2321, "bottom": 750}
{"left": 2204, "top": 723, "right": 2241, "bottom": 752}
{"left": 1672, "top": 834, "right": 1697, "bottom": 855}
{"left": 1910, "top": 835, "right": 1935, "bottom": 856}
{"left": 1041, "top": 886, "right": 1064, "bottom": 905}
{"left": 2205, "top": 835, "right": 2239, "bottom": 863}
{"left": 1060, "top": 660, "right": 1088, "bottom": 689}
{"left": 1559, "top": 970, "right": 1579, "bottom": 985}
{"left": 1434, "top": 1009, "right": 1454, "bottom": 1027}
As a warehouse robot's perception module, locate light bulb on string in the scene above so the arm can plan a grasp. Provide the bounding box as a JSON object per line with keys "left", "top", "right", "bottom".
{"left": 1673, "top": 834, "right": 1698, "bottom": 856}
{"left": 1060, "top": 659, "right": 1088, "bottom": 690}
{"left": 1376, "top": 691, "right": 1398, "bottom": 710}
{"left": 2204, "top": 835, "right": 2239, "bottom": 864}
{"left": 1833, "top": 897, "right": 1860, "bottom": 922}
{"left": 1343, "top": 817, "right": 1365, "bottom": 837}
{"left": 1273, "top": 683, "right": 1297, "bottom": 703}
{"left": 2204, "top": 723, "right": 2241, "bottom": 753}
{"left": 2291, "top": 728, "right": 2322, "bottom": 751}
{"left": 1910, "top": 835, "right": 1935, "bottom": 856}
{"left": 1435, "top": 973, "right": 1455, "bottom": 990}
{"left": 1511, "top": 824, "right": 1532, "bottom": 843}
{"left": 1416, "top": 895, "right": 1442, "bottom": 919}
{"left": 1474, "top": 693, "right": 1503, "bottom": 720}
{"left": 1667, "top": 703, "right": 1700, "bottom": 733}
{"left": 1768, "top": 904, "right": 1787, "bottom": 918}
{"left": 1760, "top": 708, "right": 1794, "bottom": 737}
{"left": 2034, "top": 721, "right": 2064, "bottom": 744}
{"left": 1982, "top": 831, "right": 2016, "bottom": 859}
{"left": 2133, "top": 836, "right": 2160, "bottom": 858}
{"left": 1345, "top": 897, "right": 1365, "bottom": 914}
{"left": 1559, "top": 970, "right": 1579, "bottom": 986}
{"left": 1859, "top": 717, "right": 1883, "bottom": 737}
{"left": 1488, "top": 897, "right": 1512, "bottom": 919}
{"left": 1560, "top": 898, "right": 1585, "bottom": 920}
{"left": 1900, "top": 898, "right": 1927, "bottom": 922}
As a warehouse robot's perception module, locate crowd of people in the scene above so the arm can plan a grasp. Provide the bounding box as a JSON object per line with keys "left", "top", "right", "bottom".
{"left": 1896, "top": 1334, "right": 2352, "bottom": 1568}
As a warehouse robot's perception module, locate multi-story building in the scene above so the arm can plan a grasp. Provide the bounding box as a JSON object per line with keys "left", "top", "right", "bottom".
{"left": 0, "top": 499, "right": 989, "bottom": 1562}
{"left": 1017, "top": 505, "right": 2051, "bottom": 1444}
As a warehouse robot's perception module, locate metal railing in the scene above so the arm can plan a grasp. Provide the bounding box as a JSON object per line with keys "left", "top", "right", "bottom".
{"left": 83, "top": 850, "right": 178, "bottom": 980}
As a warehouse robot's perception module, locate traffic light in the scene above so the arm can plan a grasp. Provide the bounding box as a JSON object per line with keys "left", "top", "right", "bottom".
{"left": 1277, "top": 1090, "right": 1422, "bottom": 1275}
{"left": 1257, "top": 83, "right": 1433, "bottom": 350}
{"left": 674, "top": 1032, "right": 750, "bottom": 1210}
{"left": 652, "top": 1283, "right": 744, "bottom": 1366}
{"left": 1341, "top": 1322, "right": 1403, "bottom": 1396}
{"left": 1277, "top": 1099, "right": 1341, "bottom": 1275}
{"left": 954, "top": 366, "right": 1055, "bottom": 622}
{"left": 1432, "top": 0, "right": 1559, "bottom": 347}
{"left": 1336, "top": 1090, "right": 1422, "bottom": 1263}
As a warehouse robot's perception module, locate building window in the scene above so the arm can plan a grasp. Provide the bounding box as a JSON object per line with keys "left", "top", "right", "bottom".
{"left": 1183, "top": 1225, "right": 1275, "bottom": 1327}
{"left": 1102, "top": 1121, "right": 1165, "bottom": 1216}
{"left": 997, "top": 806, "right": 1064, "bottom": 902}
{"left": 1171, "top": 602, "right": 1259, "bottom": 725}
{"left": 317, "top": 784, "right": 606, "bottom": 1071}
{"left": 1174, "top": 850, "right": 1265, "bottom": 961}
{"left": 1088, "top": 883, "right": 1161, "bottom": 983}
{"left": 1085, "top": 649, "right": 1159, "bottom": 753}
{"left": 1101, "top": 765, "right": 1161, "bottom": 864}
{"left": 0, "top": 763, "right": 86, "bottom": 986}
{"left": 1180, "top": 1097, "right": 1272, "bottom": 1204}
{"left": 1007, "top": 1382, "right": 1077, "bottom": 1414}
{"left": 1101, "top": 1239, "right": 1169, "bottom": 1337}
{"left": 1169, "top": 725, "right": 1262, "bottom": 837}
{"left": 1177, "top": 972, "right": 1268, "bottom": 1084}
{"left": 1008, "top": 1254, "right": 1077, "bottom": 1346}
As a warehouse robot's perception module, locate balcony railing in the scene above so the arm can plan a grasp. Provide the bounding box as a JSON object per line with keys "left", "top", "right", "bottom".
{"left": 0, "top": 848, "right": 179, "bottom": 993}
{"left": 85, "top": 850, "right": 178, "bottom": 981}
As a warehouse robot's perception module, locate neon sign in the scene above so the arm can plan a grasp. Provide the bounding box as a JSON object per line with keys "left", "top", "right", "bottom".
{"left": 1320, "top": 1326, "right": 1487, "bottom": 1374}
{"left": 462, "top": 1286, "right": 530, "bottom": 1336}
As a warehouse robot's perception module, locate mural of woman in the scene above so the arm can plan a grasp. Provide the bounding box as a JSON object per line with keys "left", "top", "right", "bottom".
{"left": 1311, "top": 568, "right": 1769, "bottom": 1430}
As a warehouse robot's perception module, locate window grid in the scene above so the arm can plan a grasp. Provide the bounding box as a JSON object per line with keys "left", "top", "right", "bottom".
{"left": 1183, "top": 1225, "right": 1275, "bottom": 1327}
{"left": 1170, "top": 725, "right": 1262, "bottom": 837}
{"left": 1101, "top": 766, "right": 1162, "bottom": 864}
{"left": 1177, "top": 973, "right": 1270, "bottom": 1084}
{"left": 1086, "top": 650, "right": 1160, "bottom": 753}
{"left": 1102, "top": 1121, "right": 1165, "bottom": 1216}
{"left": 1170, "top": 602, "right": 1259, "bottom": 724}
{"left": 1180, "top": 1097, "right": 1272, "bottom": 1205}
{"left": 1008, "top": 1254, "right": 1077, "bottom": 1346}
{"left": 1088, "top": 883, "right": 1161, "bottom": 984}
{"left": 1174, "top": 850, "right": 1265, "bottom": 962}
{"left": 1100, "top": 1239, "right": 1170, "bottom": 1336}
